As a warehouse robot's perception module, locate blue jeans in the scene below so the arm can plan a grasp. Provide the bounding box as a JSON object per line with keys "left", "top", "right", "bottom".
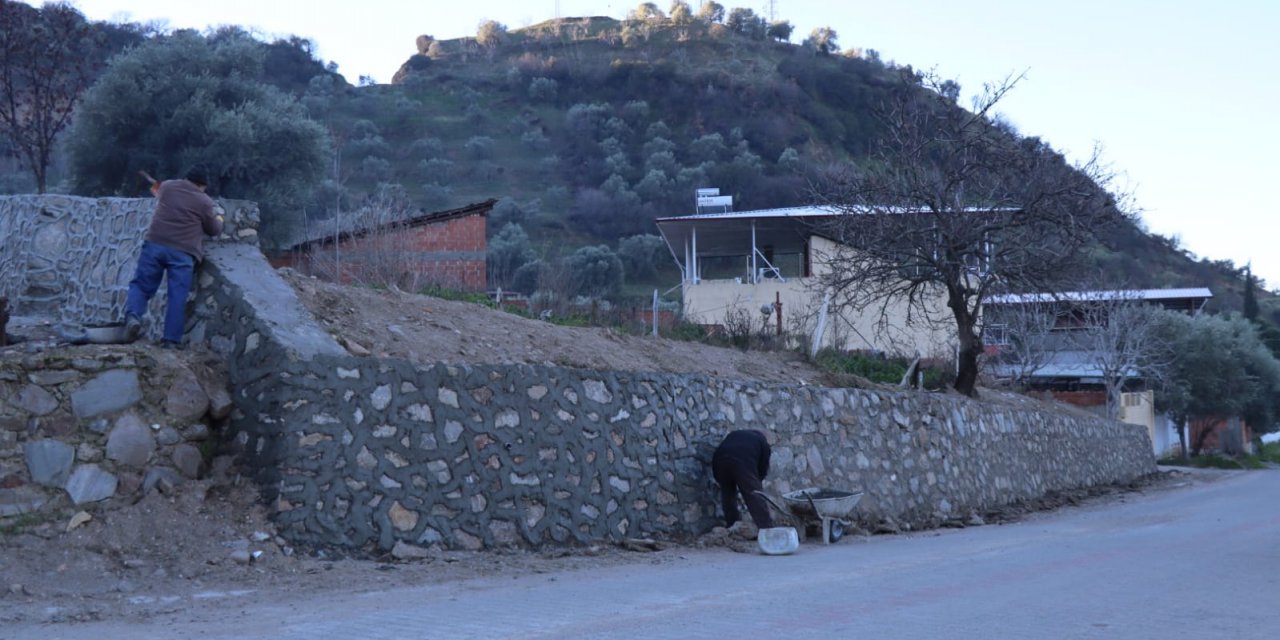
{"left": 125, "top": 240, "right": 195, "bottom": 344}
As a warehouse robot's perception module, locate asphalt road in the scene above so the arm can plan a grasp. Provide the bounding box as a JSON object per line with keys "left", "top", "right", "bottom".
{"left": 16, "top": 467, "right": 1280, "bottom": 640}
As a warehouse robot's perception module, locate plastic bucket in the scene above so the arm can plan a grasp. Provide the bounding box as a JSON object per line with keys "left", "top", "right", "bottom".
{"left": 757, "top": 527, "right": 799, "bottom": 555}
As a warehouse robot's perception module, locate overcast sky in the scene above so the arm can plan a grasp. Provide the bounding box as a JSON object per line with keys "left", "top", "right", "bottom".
{"left": 51, "top": 0, "right": 1280, "bottom": 290}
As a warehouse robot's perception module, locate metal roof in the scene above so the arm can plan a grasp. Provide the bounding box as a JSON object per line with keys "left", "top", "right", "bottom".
{"left": 655, "top": 204, "right": 842, "bottom": 223}
{"left": 988, "top": 288, "right": 1213, "bottom": 305}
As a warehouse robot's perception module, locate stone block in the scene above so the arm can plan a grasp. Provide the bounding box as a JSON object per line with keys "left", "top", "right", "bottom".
{"left": 33, "top": 412, "right": 77, "bottom": 437}
{"left": 106, "top": 414, "right": 155, "bottom": 468}
{"left": 156, "top": 427, "right": 182, "bottom": 446}
{"left": 71, "top": 369, "right": 142, "bottom": 418}
{"left": 0, "top": 486, "right": 47, "bottom": 517}
{"left": 142, "top": 466, "right": 185, "bottom": 495}
{"left": 171, "top": 444, "right": 204, "bottom": 479}
{"left": 164, "top": 367, "right": 209, "bottom": 422}
{"left": 64, "top": 464, "right": 117, "bottom": 504}
{"left": 23, "top": 439, "right": 75, "bottom": 487}
{"left": 13, "top": 384, "right": 58, "bottom": 416}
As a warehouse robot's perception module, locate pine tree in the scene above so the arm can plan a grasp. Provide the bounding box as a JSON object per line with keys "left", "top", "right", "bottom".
{"left": 1243, "top": 265, "right": 1260, "bottom": 321}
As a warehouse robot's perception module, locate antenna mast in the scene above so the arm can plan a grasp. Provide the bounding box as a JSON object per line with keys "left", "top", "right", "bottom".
{"left": 765, "top": 1, "right": 777, "bottom": 22}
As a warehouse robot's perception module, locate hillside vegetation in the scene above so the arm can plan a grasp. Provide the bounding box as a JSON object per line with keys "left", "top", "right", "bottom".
{"left": 2, "top": 6, "right": 1276, "bottom": 322}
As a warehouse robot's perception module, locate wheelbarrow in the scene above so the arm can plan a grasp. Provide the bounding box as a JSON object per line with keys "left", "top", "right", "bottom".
{"left": 759, "top": 488, "right": 863, "bottom": 544}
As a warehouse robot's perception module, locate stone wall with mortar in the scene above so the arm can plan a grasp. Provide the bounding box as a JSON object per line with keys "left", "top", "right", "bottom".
{"left": 0, "top": 196, "right": 1158, "bottom": 551}
{"left": 195, "top": 243, "right": 1156, "bottom": 553}
{"left": 0, "top": 194, "right": 259, "bottom": 337}
{"left": 0, "top": 345, "right": 234, "bottom": 519}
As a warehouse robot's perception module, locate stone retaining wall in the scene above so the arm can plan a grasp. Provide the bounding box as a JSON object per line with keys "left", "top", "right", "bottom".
{"left": 0, "top": 196, "right": 1159, "bottom": 553}
{"left": 196, "top": 243, "right": 1156, "bottom": 553}
{"left": 0, "top": 346, "right": 233, "bottom": 518}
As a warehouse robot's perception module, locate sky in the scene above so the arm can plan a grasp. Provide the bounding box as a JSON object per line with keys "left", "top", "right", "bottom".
{"left": 47, "top": 0, "right": 1280, "bottom": 289}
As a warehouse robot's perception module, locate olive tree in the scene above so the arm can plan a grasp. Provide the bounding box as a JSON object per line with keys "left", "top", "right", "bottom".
{"left": 1154, "top": 312, "right": 1280, "bottom": 456}
{"left": 563, "top": 245, "right": 624, "bottom": 298}
{"left": 68, "top": 29, "right": 330, "bottom": 245}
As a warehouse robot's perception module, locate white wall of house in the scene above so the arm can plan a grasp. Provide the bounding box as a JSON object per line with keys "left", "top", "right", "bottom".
{"left": 681, "top": 236, "right": 956, "bottom": 357}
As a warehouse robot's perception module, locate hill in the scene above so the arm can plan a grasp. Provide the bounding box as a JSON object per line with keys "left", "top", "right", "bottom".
{"left": 304, "top": 15, "right": 1276, "bottom": 320}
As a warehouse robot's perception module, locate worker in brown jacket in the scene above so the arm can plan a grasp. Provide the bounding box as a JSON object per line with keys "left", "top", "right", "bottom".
{"left": 123, "top": 167, "right": 223, "bottom": 349}
{"left": 712, "top": 429, "right": 775, "bottom": 529}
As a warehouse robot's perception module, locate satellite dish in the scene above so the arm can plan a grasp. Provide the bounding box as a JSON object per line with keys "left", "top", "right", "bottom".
{"left": 760, "top": 304, "right": 774, "bottom": 317}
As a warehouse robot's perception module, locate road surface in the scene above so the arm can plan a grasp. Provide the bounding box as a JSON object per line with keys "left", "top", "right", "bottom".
{"left": 14, "top": 467, "right": 1280, "bottom": 639}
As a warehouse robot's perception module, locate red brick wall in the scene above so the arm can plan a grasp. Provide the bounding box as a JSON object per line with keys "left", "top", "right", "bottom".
{"left": 1188, "top": 417, "right": 1253, "bottom": 454}
{"left": 273, "top": 213, "right": 486, "bottom": 292}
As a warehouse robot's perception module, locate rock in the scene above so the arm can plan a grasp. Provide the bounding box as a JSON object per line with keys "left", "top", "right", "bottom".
{"left": 64, "top": 464, "right": 118, "bottom": 504}
{"left": 728, "top": 520, "right": 759, "bottom": 540}
{"left": 87, "top": 418, "right": 110, "bottom": 434}
{"left": 33, "top": 413, "right": 77, "bottom": 437}
{"left": 66, "top": 511, "right": 92, "bottom": 532}
{"left": 155, "top": 427, "right": 182, "bottom": 446}
{"left": 171, "top": 444, "right": 204, "bottom": 479}
{"left": 23, "top": 439, "right": 75, "bottom": 487}
{"left": 388, "top": 501, "right": 419, "bottom": 532}
{"left": 340, "top": 335, "right": 371, "bottom": 357}
{"left": 0, "top": 486, "right": 47, "bottom": 517}
{"left": 70, "top": 369, "right": 142, "bottom": 418}
{"left": 182, "top": 423, "right": 210, "bottom": 441}
{"left": 390, "top": 540, "right": 436, "bottom": 560}
{"left": 76, "top": 442, "right": 103, "bottom": 463}
{"left": 106, "top": 416, "right": 155, "bottom": 468}
{"left": 13, "top": 384, "right": 58, "bottom": 416}
{"left": 206, "top": 386, "right": 233, "bottom": 420}
{"left": 164, "top": 367, "right": 209, "bottom": 422}
{"left": 229, "top": 549, "right": 252, "bottom": 565}
{"left": 142, "top": 467, "right": 184, "bottom": 495}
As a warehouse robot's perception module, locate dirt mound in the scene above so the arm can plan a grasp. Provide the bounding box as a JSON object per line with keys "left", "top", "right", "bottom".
{"left": 279, "top": 269, "right": 837, "bottom": 386}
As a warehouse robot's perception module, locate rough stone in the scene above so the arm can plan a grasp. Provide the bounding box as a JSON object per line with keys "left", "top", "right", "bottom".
{"left": 156, "top": 427, "right": 182, "bottom": 446}
{"left": 0, "top": 486, "right": 47, "bottom": 517}
{"left": 182, "top": 423, "right": 211, "bottom": 441}
{"left": 13, "top": 385, "right": 58, "bottom": 416}
{"left": 27, "top": 370, "right": 79, "bottom": 386}
{"left": 106, "top": 415, "right": 156, "bottom": 468}
{"left": 33, "top": 413, "right": 77, "bottom": 437}
{"left": 390, "top": 540, "right": 436, "bottom": 560}
{"left": 70, "top": 369, "right": 142, "bottom": 418}
{"left": 142, "top": 467, "right": 185, "bottom": 495}
{"left": 75, "top": 442, "right": 103, "bottom": 463}
{"left": 64, "top": 464, "right": 118, "bottom": 504}
{"left": 164, "top": 368, "right": 210, "bottom": 422}
{"left": 388, "top": 501, "right": 418, "bottom": 532}
{"left": 23, "top": 439, "right": 75, "bottom": 487}
{"left": 170, "top": 444, "right": 204, "bottom": 479}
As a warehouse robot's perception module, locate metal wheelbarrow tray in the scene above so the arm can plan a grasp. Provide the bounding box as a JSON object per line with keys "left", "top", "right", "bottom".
{"left": 782, "top": 488, "right": 863, "bottom": 544}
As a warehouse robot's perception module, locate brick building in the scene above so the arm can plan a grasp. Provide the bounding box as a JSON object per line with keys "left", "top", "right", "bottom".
{"left": 271, "top": 200, "right": 493, "bottom": 292}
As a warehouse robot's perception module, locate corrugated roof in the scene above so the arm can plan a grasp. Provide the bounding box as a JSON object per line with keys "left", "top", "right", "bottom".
{"left": 988, "top": 288, "right": 1213, "bottom": 304}
{"left": 285, "top": 199, "right": 495, "bottom": 251}
{"left": 655, "top": 204, "right": 1020, "bottom": 223}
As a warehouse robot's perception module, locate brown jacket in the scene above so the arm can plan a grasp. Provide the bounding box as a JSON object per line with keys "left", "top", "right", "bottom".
{"left": 145, "top": 179, "right": 223, "bottom": 262}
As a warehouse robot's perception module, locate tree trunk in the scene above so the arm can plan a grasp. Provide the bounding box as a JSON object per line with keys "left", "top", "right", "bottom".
{"left": 1177, "top": 417, "right": 1189, "bottom": 460}
{"left": 953, "top": 328, "right": 982, "bottom": 397}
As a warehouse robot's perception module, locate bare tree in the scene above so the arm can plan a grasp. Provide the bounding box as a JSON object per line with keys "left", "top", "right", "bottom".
{"left": 0, "top": 2, "right": 102, "bottom": 192}
{"left": 812, "top": 71, "right": 1133, "bottom": 396}
{"left": 1069, "top": 294, "right": 1176, "bottom": 420}
{"left": 982, "top": 297, "right": 1063, "bottom": 389}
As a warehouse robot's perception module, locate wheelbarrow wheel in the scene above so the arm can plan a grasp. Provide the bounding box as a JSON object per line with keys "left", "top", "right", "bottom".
{"left": 827, "top": 519, "right": 845, "bottom": 543}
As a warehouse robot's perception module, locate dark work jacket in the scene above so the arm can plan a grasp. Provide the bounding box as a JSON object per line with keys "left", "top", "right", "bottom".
{"left": 712, "top": 429, "right": 771, "bottom": 479}
{"left": 145, "top": 179, "right": 222, "bottom": 262}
